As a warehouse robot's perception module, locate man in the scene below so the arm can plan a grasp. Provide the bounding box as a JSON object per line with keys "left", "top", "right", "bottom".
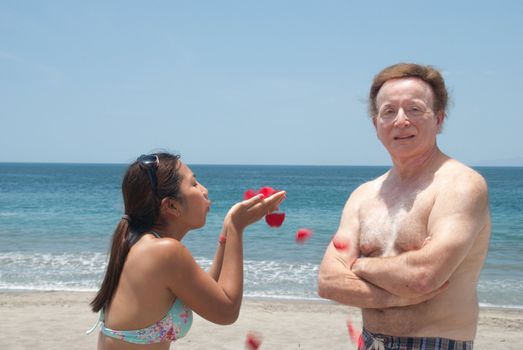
{"left": 318, "top": 63, "right": 490, "bottom": 350}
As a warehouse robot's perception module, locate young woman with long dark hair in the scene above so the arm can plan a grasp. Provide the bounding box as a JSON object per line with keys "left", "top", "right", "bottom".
{"left": 87, "top": 152, "right": 285, "bottom": 349}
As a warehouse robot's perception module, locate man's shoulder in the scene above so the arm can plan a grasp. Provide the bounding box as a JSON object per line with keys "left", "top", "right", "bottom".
{"left": 437, "top": 158, "right": 488, "bottom": 196}
{"left": 349, "top": 173, "right": 388, "bottom": 202}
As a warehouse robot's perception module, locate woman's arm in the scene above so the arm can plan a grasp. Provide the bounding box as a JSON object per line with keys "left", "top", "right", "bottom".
{"left": 162, "top": 191, "right": 286, "bottom": 325}
{"left": 208, "top": 226, "right": 226, "bottom": 281}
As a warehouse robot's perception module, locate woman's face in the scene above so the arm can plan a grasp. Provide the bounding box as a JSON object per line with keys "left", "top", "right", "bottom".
{"left": 175, "top": 162, "right": 211, "bottom": 230}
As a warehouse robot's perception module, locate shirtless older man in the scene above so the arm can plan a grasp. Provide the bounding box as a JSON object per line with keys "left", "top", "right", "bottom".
{"left": 318, "top": 63, "right": 490, "bottom": 350}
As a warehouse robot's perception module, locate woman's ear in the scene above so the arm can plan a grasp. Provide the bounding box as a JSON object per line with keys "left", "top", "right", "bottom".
{"left": 161, "top": 198, "right": 180, "bottom": 216}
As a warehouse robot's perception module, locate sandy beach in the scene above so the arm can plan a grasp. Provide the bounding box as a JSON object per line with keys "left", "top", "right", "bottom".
{"left": 1, "top": 291, "right": 521, "bottom": 349}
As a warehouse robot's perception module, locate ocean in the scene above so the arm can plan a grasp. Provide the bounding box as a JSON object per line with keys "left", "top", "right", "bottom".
{"left": 0, "top": 163, "right": 522, "bottom": 309}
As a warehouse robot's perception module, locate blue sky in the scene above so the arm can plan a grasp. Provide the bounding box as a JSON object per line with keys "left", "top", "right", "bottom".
{"left": 1, "top": 1, "right": 522, "bottom": 166}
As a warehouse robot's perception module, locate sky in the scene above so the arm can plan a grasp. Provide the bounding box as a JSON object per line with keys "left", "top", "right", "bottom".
{"left": 1, "top": 1, "right": 522, "bottom": 166}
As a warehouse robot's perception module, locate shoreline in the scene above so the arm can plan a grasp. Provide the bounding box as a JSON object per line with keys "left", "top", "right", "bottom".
{"left": 1, "top": 288, "right": 522, "bottom": 311}
{"left": 1, "top": 291, "right": 522, "bottom": 349}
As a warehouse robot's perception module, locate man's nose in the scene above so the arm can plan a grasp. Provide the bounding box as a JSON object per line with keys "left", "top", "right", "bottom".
{"left": 394, "top": 109, "right": 410, "bottom": 127}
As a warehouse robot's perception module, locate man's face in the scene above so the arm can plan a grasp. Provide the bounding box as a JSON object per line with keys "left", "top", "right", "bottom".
{"left": 373, "top": 77, "right": 443, "bottom": 160}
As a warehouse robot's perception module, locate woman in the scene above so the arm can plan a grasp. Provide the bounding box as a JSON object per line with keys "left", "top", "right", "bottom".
{"left": 88, "top": 152, "right": 285, "bottom": 349}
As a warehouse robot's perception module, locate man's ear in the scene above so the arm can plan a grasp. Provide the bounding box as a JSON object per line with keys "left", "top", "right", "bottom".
{"left": 436, "top": 111, "right": 445, "bottom": 132}
{"left": 372, "top": 117, "right": 381, "bottom": 141}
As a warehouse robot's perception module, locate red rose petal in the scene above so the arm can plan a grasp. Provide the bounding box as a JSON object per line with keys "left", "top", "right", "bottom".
{"left": 259, "top": 186, "right": 276, "bottom": 199}
{"left": 295, "top": 228, "right": 313, "bottom": 243}
{"left": 358, "top": 336, "right": 364, "bottom": 348}
{"left": 244, "top": 189, "right": 257, "bottom": 200}
{"left": 347, "top": 320, "right": 362, "bottom": 345}
{"left": 244, "top": 186, "right": 281, "bottom": 200}
{"left": 265, "top": 212, "right": 285, "bottom": 227}
{"left": 244, "top": 187, "right": 286, "bottom": 228}
{"left": 219, "top": 234, "right": 227, "bottom": 244}
{"left": 332, "top": 237, "right": 350, "bottom": 251}
{"left": 245, "top": 331, "right": 262, "bottom": 350}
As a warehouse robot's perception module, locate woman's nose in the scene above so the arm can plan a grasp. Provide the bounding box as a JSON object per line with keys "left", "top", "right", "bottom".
{"left": 201, "top": 184, "right": 209, "bottom": 198}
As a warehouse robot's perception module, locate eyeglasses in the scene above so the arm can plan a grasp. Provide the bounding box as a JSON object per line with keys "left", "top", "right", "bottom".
{"left": 137, "top": 154, "right": 159, "bottom": 196}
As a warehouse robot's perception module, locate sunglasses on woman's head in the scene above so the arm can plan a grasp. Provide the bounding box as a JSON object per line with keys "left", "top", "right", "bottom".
{"left": 137, "top": 154, "right": 159, "bottom": 196}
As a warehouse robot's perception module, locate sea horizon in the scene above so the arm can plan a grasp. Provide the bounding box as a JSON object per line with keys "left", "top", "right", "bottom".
{"left": 1, "top": 161, "right": 523, "bottom": 168}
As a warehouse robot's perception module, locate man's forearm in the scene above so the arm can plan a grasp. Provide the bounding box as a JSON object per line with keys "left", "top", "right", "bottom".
{"left": 351, "top": 253, "right": 434, "bottom": 297}
{"left": 317, "top": 265, "right": 433, "bottom": 309}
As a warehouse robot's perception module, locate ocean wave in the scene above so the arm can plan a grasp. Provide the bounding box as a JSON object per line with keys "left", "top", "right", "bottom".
{"left": 0, "top": 253, "right": 321, "bottom": 297}
{"left": 0, "top": 284, "right": 98, "bottom": 292}
{"left": 1, "top": 252, "right": 522, "bottom": 308}
{"left": 0, "top": 252, "right": 106, "bottom": 271}
{"left": 478, "top": 279, "right": 523, "bottom": 289}
{"left": 243, "top": 293, "right": 324, "bottom": 302}
{"left": 479, "top": 302, "right": 523, "bottom": 310}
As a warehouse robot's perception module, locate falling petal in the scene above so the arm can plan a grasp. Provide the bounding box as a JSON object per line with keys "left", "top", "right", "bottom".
{"left": 259, "top": 186, "right": 277, "bottom": 199}
{"left": 265, "top": 212, "right": 285, "bottom": 227}
{"left": 245, "top": 331, "right": 262, "bottom": 350}
{"left": 332, "top": 238, "right": 350, "bottom": 251}
{"left": 244, "top": 189, "right": 257, "bottom": 200}
{"left": 347, "top": 320, "right": 362, "bottom": 345}
{"left": 295, "top": 228, "right": 313, "bottom": 243}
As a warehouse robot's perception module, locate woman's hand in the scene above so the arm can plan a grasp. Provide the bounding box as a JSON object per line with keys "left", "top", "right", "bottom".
{"left": 224, "top": 191, "right": 286, "bottom": 232}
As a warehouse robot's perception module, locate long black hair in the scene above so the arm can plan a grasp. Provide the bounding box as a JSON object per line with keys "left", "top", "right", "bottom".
{"left": 90, "top": 152, "right": 183, "bottom": 312}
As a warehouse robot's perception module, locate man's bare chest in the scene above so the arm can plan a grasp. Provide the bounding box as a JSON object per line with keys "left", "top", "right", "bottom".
{"left": 358, "top": 191, "right": 434, "bottom": 257}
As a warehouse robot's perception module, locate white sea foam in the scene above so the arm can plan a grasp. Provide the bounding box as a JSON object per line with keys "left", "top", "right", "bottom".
{"left": 1, "top": 252, "right": 522, "bottom": 308}
{"left": 479, "top": 302, "right": 523, "bottom": 310}
{"left": 243, "top": 294, "right": 325, "bottom": 302}
{"left": 0, "top": 253, "right": 319, "bottom": 298}
{"left": 478, "top": 279, "right": 523, "bottom": 289}
{"left": 0, "top": 284, "right": 98, "bottom": 292}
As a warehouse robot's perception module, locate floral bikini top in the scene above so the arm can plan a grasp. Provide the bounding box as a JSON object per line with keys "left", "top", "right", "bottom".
{"left": 87, "top": 297, "right": 193, "bottom": 344}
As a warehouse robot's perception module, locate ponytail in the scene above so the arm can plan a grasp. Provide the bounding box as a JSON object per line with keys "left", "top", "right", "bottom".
{"left": 90, "top": 218, "right": 132, "bottom": 312}
{"left": 90, "top": 152, "right": 182, "bottom": 313}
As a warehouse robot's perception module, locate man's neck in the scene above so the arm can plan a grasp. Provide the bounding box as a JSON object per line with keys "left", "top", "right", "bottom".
{"left": 390, "top": 145, "right": 445, "bottom": 181}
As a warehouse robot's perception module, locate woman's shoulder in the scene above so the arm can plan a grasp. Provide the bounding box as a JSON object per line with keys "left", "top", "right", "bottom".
{"left": 128, "top": 235, "right": 194, "bottom": 273}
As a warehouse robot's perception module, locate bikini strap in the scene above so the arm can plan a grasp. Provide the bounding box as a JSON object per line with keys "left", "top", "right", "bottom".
{"left": 86, "top": 309, "right": 104, "bottom": 335}
{"left": 150, "top": 230, "right": 162, "bottom": 238}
